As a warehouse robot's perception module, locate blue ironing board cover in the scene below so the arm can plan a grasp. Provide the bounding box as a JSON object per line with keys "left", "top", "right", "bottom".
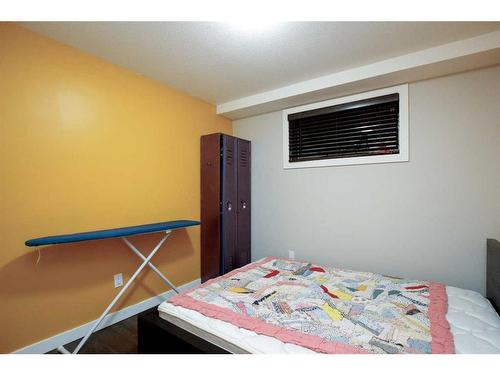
{"left": 25, "top": 220, "right": 200, "bottom": 247}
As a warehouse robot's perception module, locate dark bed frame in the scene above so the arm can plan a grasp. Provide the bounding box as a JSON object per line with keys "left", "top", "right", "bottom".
{"left": 486, "top": 238, "right": 500, "bottom": 313}
{"left": 137, "top": 307, "right": 230, "bottom": 354}
{"left": 138, "top": 239, "right": 500, "bottom": 354}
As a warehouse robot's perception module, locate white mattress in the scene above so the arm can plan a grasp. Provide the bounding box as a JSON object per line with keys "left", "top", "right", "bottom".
{"left": 445, "top": 287, "right": 500, "bottom": 353}
{"left": 158, "top": 286, "right": 500, "bottom": 354}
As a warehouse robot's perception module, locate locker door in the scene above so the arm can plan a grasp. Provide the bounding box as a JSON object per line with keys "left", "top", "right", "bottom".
{"left": 221, "top": 135, "right": 238, "bottom": 274}
{"left": 236, "top": 139, "right": 251, "bottom": 268}
{"left": 200, "top": 134, "right": 222, "bottom": 282}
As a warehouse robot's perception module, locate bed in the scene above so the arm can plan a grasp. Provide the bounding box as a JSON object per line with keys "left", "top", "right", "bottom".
{"left": 138, "top": 239, "right": 500, "bottom": 354}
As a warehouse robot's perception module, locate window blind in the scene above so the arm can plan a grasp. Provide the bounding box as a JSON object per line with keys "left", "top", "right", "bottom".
{"left": 288, "top": 93, "right": 399, "bottom": 162}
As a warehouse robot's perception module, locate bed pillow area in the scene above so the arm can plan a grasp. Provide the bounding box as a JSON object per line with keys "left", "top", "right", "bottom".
{"left": 169, "top": 257, "right": 454, "bottom": 354}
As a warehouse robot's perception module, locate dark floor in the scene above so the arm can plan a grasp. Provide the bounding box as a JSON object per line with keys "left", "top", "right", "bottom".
{"left": 47, "top": 314, "right": 139, "bottom": 354}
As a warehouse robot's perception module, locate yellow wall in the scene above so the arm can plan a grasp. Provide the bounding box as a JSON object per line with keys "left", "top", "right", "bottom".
{"left": 0, "top": 23, "right": 232, "bottom": 353}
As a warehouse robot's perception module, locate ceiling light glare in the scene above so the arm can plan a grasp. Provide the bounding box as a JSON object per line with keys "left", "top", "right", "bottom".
{"left": 228, "top": 20, "right": 279, "bottom": 33}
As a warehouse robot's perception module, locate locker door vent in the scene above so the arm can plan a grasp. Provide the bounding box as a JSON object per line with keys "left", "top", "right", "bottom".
{"left": 226, "top": 148, "right": 233, "bottom": 165}
{"left": 240, "top": 149, "right": 248, "bottom": 167}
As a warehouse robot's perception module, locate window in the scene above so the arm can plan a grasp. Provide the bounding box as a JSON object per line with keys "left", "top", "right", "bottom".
{"left": 283, "top": 84, "right": 408, "bottom": 168}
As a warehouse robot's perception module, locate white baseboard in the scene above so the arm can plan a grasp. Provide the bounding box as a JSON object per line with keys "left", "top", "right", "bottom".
{"left": 13, "top": 278, "right": 200, "bottom": 354}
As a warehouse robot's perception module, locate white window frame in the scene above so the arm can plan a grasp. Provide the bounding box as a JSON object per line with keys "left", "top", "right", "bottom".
{"left": 282, "top": 84, "right": 409, "bottom": 169}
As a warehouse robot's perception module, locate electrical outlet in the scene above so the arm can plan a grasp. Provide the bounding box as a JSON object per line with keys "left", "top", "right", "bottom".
{"left": 288, "top": 250, "right": 295, "bottom": 260}
{"left": 114, "top": 273, "right": 123, "bottom": 288}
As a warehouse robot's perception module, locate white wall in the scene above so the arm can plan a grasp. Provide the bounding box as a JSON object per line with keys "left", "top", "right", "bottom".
{"left": 234, "top": 66, "right": 500, "bottom": 294}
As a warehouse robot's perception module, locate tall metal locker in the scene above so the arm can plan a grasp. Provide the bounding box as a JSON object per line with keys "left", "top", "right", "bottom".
{"left": 200, "top": 133, "right": 251, "bottom": 283}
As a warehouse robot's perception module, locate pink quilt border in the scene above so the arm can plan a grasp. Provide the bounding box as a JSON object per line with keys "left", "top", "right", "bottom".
{"left": 168, "top": 257, "right": 455, "bottom": 354}
{"left": 428, "top": 283, "right": 455, "bottom": 353}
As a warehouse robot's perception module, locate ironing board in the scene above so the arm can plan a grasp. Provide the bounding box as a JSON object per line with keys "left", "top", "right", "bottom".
{"left": 25, "top": 220, "right": 200, "bottom": 354}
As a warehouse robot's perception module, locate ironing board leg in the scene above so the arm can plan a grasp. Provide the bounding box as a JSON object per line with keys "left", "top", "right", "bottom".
{"left": 121, "top": 234, "right": 179, "bottom": 294}
{"left": 58, "top": 231, "right": 171, "bottom": 354}
{"left": 57, "top": 346, "right": 71, "bottom": 354}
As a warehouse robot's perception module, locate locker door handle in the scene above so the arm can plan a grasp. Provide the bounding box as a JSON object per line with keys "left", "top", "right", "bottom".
{"left": 226, "top": 201, "right": 232, "bottom": 212}
{"left": 241, "top": 200, "right": 247, "bottom": 209}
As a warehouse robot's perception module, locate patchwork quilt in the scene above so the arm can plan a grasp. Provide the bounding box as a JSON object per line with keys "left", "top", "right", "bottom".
{"left": 169, "top": 257, "right": 454, "bottom": 354}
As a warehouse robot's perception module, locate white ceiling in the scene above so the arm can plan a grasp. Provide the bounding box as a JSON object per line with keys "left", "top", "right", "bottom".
{"left": 21, "top": 22, "right": 500, "bottom": 106}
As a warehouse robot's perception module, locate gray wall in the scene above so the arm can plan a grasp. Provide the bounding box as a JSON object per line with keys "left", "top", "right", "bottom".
{"left": 233, "top": 66, "right": 500, "bottom": 294}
